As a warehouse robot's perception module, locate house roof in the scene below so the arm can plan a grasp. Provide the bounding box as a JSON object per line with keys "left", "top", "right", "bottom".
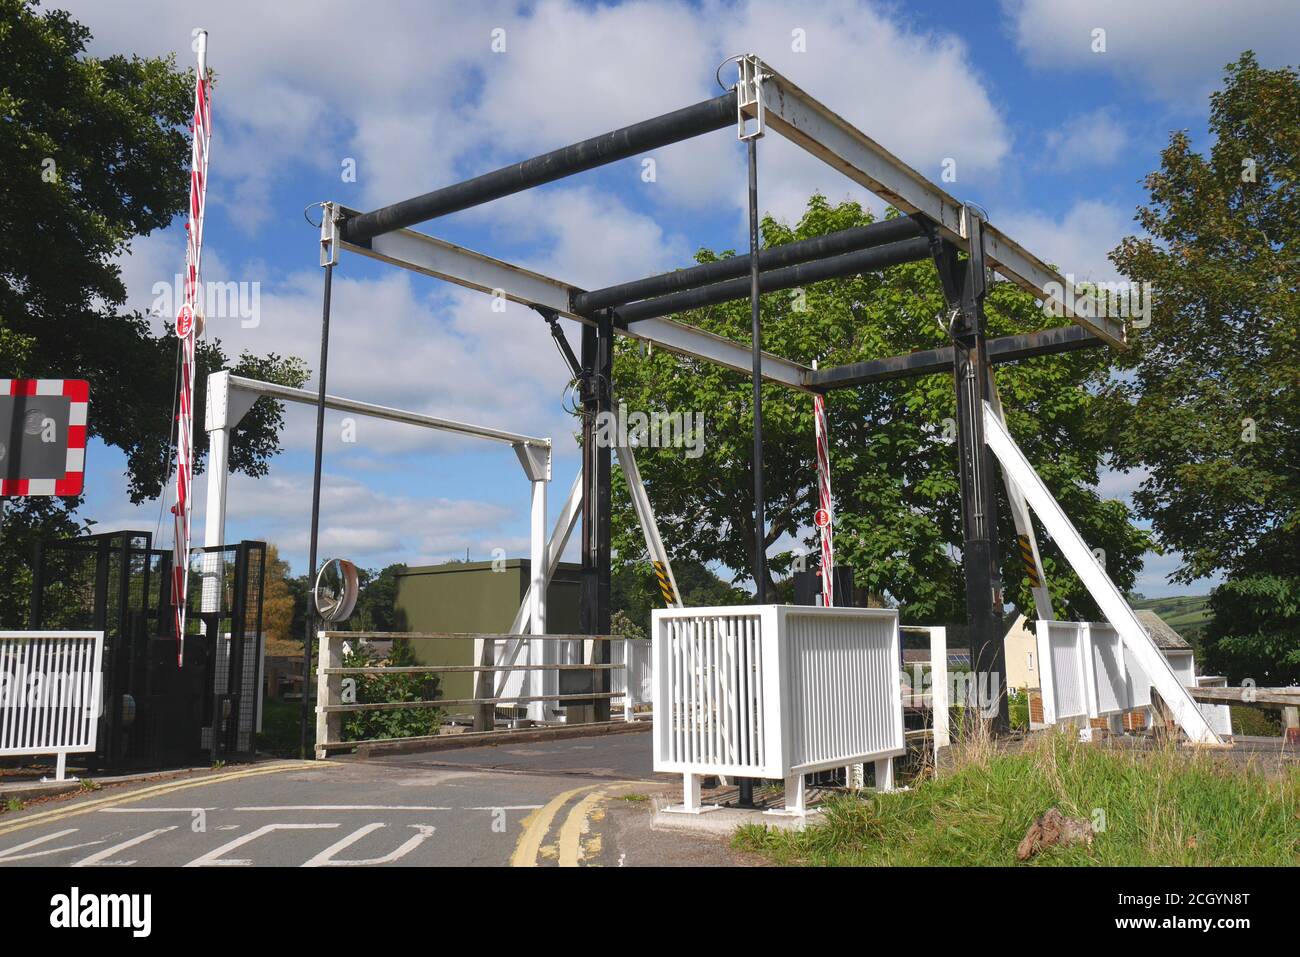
{"left": 1136, "top": 610, "right": 1191, "bottom": 651}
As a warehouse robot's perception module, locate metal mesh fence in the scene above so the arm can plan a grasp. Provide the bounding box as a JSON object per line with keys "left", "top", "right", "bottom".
{"left": 30, "top": 531, "right": 265, "bottom": 768}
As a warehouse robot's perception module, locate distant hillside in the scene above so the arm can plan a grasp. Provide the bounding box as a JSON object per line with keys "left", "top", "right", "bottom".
{"left": 1129, "top": 594, "right": 1213, "bottom": 645}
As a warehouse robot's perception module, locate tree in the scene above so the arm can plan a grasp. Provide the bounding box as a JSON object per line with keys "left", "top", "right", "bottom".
{"left": 348, "top": 564, "right": 409, "bottom": 633}
{"left": 1203, "top": 576, "right": 1300, "bottom": 685}
{"left": 260, "top": 544, "right": 297, "bottom": 653}
{"left": 1106, "top": 52, "right": 1299, "bottom": 582}
{"left": 0, "top": 1, "right": 307, "bottom": 625}
{"left": 1105, "top": 53, "right": 1299, "bottom": 680}
{"left": 610, "top": 195, "right": 1152, "bottom": 623}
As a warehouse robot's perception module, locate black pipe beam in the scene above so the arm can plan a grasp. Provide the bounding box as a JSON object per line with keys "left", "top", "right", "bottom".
{"left": 610, "top": 236, "right": 931, "bottom": 325}
{"left": 808, "top": 325, "right": 1102, "bottom": 390}
{"left": 342, "top": 92, "right": 738, "bottom": 244}
{"left": 572, "top": 216, "right": 925, "bottom": 314}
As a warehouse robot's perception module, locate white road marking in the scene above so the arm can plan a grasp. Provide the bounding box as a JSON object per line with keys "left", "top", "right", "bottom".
{"left": 0, "top": 829, "right": 104, "bottom": 863}
{"left": 184, "top": 823, "right": 340, "bottom": 867}
{"left": 231, "top": 804, "right": 542, "bottom": 812}
{"left": 234, "top": 804, "right": 451, "bottom": 812}
{"left": 301, "top": 823, "right": 436, "bottom": 867}
{"left": 73, "top": 826, "right": 178, "bottom": 867}
{"left": 100, "top": 807, "right": 216, "bottom": 813}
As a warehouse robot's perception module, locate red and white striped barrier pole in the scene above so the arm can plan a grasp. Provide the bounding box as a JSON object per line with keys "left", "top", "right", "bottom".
{"left": 813, "top": 392, "right": 834, "bottom": 606}
{"left": 170, "top": 30, "right": 213, "bottom": 666}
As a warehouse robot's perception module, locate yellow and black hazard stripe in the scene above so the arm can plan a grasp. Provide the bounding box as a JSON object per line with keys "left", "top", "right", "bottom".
{"left": 1018, "top": 534, "right": 1041, "bottom": 588}
{"left": 652, "top": 560, "right": 678, "bottom": 607}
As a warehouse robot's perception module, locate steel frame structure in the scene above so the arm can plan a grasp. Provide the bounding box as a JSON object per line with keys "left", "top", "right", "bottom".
{"left": 310, "top": 53, "right": 1140, "bottom": 738}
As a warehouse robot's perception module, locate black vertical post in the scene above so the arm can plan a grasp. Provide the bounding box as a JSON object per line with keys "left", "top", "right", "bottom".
{"left": 739, "top": 134, "right": 764, "bottom": 809}
{"left": 300, "top": 261, "right": 334, "bottom": 758}
{"left": 594, "top": 313, "right": 613, "bottom": 721}
{"left": 938, "top": 216, "right": 1008, "bottom": 732}
{"left": 747, "top": 137, "right": 767, "bottom": 605}
{"left": 579, "top": 323, "right": 599, "bottom": 640}
{"left": 578, "top": 316, "right": 612, "bottom": 721}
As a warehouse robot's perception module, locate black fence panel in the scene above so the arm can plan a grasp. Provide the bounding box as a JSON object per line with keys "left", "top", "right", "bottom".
{"left": 29, "top": 530, "right": 265, "bottom": 770}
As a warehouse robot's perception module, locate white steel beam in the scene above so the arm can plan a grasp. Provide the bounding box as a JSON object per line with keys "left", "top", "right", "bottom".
{"left": 986, "top": 376, "right": 1054, "bottom": 621}
{"left": 748, "top": 58, "right": 1127, "bottom": 348}
{"left": 224, "top": 374, "right": 549, "bottom": 450}
{"left": 332, "top": 206, "right": 814, "bottom": 391}
{"left": 982, "top": 402, "right": 1220, "bottom": 744}
{"left": 615, "top": 442, "right": 682, "bottom": 608}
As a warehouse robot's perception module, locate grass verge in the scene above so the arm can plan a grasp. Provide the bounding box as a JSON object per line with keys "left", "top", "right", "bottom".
{"left": 733, "top": 732, "right": 1299, "bottom": 866}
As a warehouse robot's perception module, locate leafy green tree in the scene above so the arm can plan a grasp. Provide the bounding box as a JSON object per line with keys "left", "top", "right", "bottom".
{"left": 1203, "top": 576, "right": 1300, "bottom": 685}
{"left": 340, "top": 638, "right": 441, "bottom": 742}
{"left": 0, "top": 1, "right": 306, "bottom": 625}
{"left": 348, "top": 563, "right": 409, "bottom": 633}
{"left": 611, "top": 195, "right": 1151, "bottom": 624}
{"left": 1106, "top": 52, "right": 1299, "bottom": 582}
{"left": 1105, "top": 53, "right": 1299, "bottom": 680}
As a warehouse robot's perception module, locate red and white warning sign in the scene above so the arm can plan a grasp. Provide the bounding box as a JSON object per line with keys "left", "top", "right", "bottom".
{"left": 814, "top": 507, "right": 831, "bottom": 529}
{"left": 0, "top": 379, "right": 90, "bottom": 496}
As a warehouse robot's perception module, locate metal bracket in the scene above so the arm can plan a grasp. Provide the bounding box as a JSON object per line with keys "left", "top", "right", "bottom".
{"left": 513, "top": 440, "right": 552, "bottom": 483}
{"left": 737, "top": 55, "right": 766, "bottom": 141}
{"left": 320, "top": 202, "right": 340, "bottom": 268}
{"left": 962, "top": 203, "right": 987, "bottom": 301}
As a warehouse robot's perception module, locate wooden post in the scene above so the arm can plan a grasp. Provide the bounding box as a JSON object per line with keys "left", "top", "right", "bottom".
{"left": 314, "top": 632, "right": 341, "bottom": 759}
{"left": 473, "top": 637, "right": 495, "bottom": 733}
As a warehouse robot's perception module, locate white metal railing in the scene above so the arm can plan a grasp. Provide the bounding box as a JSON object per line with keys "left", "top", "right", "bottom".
{"left": 1036, "top": 620, "right": 1209, "bottom": 738}
{"left": 900, "top": 624, "right": 950, "bottom": 758}
{"left": 0, "top": 631, "right": 104, "bottom": 781}
{"left": 314, "top": 631, "right": 637, "bottom": 756}
{"left": 653, "top": 605, "right": 904, "bottom": 815}
{"left": 609, "top": 638, "right": 652, "bottom": 720}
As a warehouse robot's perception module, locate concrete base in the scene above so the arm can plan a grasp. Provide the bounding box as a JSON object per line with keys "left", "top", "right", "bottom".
{"left": 651, "top": 795, "right": 816, "bottom": 835}
{"left": 660, "top": 803, "right": 724, "bottom": 816}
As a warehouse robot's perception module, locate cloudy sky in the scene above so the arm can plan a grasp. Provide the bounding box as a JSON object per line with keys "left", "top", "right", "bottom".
{"left": 60, "top": 0, "right": 1300, "bottom": 597}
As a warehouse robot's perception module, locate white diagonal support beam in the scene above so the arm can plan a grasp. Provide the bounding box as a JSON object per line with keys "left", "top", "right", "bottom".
{"left": 982, "top": 401, "right": 1219, "bottom": 744}
{"left": 332, "top": 205, "right": 813, "bottom": 391}
{"left": 986, "top": 376, "right": 1054, "bottom": 621}
{"left": 748, "top": 58, "right": 1126, "bottom": 348}
{"left": 615, "top": 442, "right": 682, "bottom": 608}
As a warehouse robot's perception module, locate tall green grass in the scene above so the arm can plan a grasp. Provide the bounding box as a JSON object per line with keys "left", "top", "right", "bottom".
{"left": 734, "top": 732, "right": 1299, "bottom": 866}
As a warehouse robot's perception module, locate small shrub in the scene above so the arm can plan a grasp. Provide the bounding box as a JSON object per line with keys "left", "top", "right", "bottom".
{"left": 342, "top": 638, "right": 444, "bottom": 742}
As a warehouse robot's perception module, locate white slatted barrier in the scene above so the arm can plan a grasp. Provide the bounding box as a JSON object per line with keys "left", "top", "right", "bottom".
{"left": 653, "top": 605, "right": 904, "bottom": 815}
{"left": 1036, "top": 620, "right": 1217, "bottom": 739}
{"left": 0, "top": 631, "right": 104, "bottom": 781}
{"left": 610, "top": 638, "right": 653, "bottom": 721}
{"left": 1035, "top": 621, "right": 1089, "bottom": 727}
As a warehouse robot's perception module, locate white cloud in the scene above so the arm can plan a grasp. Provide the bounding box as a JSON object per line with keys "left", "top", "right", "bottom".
{"left": 1004, "top": 0, "right": 1300, "bottom": 103}
{"left": 998, "top": 198, "right": 1133, "bottom": 282}
{"left": 1043, "top": 108, "right": 1129, "bottom": 170}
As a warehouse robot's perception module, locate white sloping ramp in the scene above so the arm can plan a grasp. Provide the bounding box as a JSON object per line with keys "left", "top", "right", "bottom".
{"left": 982, "top": 401, "right": 1221, "bottom": 745}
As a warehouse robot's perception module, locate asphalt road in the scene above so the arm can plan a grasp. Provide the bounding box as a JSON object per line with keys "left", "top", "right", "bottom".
{"left": 0, "top": 731, "right": 752, "bottom": 867}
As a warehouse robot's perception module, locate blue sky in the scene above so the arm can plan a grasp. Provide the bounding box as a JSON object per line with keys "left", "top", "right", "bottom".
{"left": 59, "top": 0, "right": 1300, "bottom": 598}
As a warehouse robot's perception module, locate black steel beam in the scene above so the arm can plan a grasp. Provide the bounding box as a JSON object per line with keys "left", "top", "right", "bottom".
{"left": 342, "top": 92, "right": 738, "bottom": 244}
{"left": 572, "top": 216, "right": 925, "bottom": 314}
{"left": 808, "top": 324, "right": 1102, "bottom": 390}
{"left": 610, "top": 236, "right": 931, "bottom": 325}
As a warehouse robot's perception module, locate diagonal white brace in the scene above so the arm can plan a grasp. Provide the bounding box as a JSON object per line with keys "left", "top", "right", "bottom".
{"left": 986, "top": 375, "right": 1054, "bottom": 621}
{"left": 615, "top": 442, "right": 682, "bottom": 608}
{"left": 981, "top": 401, "right": 1220, "bottom": 744}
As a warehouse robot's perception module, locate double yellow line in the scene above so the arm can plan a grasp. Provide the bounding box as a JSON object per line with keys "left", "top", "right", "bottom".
{"left": 509, "top": 781, "right": 636, "bottom": 867}
{"left": 0, "top": 761, "right": 316, "bottom": 837}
